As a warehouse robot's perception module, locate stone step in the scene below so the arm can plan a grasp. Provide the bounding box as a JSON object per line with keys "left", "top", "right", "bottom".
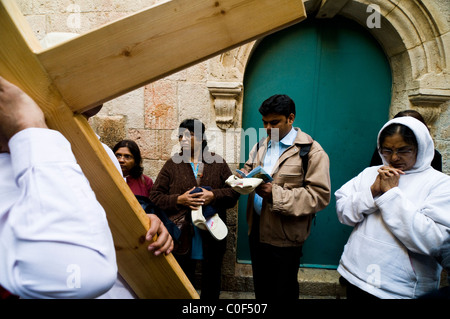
{"left": 219, "top": 266, "right": 345, "bottom": 299}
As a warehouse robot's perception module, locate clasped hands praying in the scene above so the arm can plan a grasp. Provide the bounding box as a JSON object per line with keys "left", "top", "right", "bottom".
{"left": 371, "top": 165, "right": 405, "bottom": 198}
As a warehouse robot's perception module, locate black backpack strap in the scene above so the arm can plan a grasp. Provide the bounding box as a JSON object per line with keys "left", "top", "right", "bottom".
{"left": 298, "top": 142, "right": 316, "bottom": 225}
{"left": 299, "top": 143, "right": 312, "bottom": 183}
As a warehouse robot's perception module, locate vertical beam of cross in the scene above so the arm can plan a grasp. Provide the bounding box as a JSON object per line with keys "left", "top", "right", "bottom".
{"left": 0, "top": 0, "right": 306, "bottom": 298}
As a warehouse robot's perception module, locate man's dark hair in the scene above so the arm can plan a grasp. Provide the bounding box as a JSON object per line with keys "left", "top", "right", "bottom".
{"left": 259, "top": 94, "right": 296, "bottom": 117}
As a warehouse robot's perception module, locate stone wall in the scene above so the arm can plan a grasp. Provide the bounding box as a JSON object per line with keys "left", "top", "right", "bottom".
{"left": 18, "top": 0, "right": 449, "bottom": 295}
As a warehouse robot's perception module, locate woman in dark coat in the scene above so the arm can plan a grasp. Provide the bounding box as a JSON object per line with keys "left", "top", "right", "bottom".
{"left": 149, "top": 119, "right": 239, "bottom": 299}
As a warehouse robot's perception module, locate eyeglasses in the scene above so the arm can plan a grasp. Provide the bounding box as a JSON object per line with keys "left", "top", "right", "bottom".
{"left": 379, "top": 147, "right": 416, "bottom": 157}
{"left": 115, "top": 153, "right": 133, "bottom": 160}
{"left": 178, "top": 130, "right": 201, "bottom": 140}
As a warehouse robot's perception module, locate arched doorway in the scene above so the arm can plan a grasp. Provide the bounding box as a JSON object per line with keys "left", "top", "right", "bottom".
{"left": 237, "top": 17, "right": 392, "bottom": 268}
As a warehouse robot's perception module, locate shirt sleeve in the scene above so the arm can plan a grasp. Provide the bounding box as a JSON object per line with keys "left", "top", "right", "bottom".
{"left": 376, "top": 185, "right": 450, "bottom": 255}
{"left": 335, "top": 168, "right": 379, "bottom": 226}
{"left": 209, "top": 161, "right": 240, "bottom": 209}
{"left": 102, "top": 141, "right": 123, "bottom": 177}
{"left": 149, "top": 160, "right": 181, "bottom": 212}
{"left": 0, "top": 128, "right": 117, "bottom": 299}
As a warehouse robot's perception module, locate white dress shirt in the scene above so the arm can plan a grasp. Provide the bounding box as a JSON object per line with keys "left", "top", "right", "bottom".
{"left": 0, "top": 128, "right": 117, "bottom": 298}
{"left": 96, "top": 136, "right": 135, "bottom": 299}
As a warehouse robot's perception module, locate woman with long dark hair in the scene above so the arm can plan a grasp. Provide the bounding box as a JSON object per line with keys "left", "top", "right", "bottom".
{"left": 113, "top": 139, "right": 153, "bottom": 197}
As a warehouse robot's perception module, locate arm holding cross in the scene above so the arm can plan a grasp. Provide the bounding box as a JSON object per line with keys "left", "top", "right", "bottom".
{"left": 0, "top": 77, "right": 117, "bottom": 298}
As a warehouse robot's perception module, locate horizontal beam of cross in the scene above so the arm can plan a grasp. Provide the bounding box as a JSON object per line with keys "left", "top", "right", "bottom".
{"left": 36, "top": 0, "right": 306, "bottom": 113}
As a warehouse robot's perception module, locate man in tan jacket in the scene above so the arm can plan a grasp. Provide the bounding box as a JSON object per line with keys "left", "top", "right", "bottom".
{"left": 241, "top": 94, "right": 331, "bottom": 299}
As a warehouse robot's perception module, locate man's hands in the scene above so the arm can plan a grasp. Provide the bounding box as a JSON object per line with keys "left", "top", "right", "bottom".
{"left": 145, "top": 214, "right": 174, "bottom": 256}
{"left": 177, "top": 186, "right": 215, "bottom": 210}
{"left": 371, "top": 165, "right": 405, "bottom": 197}
{"left": 0, "top": 77, "right": 47, "bottom": 152}
{"left": 255, "top": 182, "right": 273, "bottom": 200}
{"left": 237, "top": 168, "right": 272, "bottom": 200}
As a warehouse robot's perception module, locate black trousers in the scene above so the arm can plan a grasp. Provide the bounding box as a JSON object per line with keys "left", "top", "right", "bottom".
{"left": 339, "top": 277, "right": 380, "bottom": 300}
{"left": 174, "top": 229, "right": 226, "bottom": 300}
{"left": 249, "top": 214, "right": 303, "bottom": 300}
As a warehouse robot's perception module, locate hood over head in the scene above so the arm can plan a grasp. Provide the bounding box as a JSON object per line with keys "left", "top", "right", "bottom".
{"left": 377, "top": 116, "right": 434, "bottom": 173}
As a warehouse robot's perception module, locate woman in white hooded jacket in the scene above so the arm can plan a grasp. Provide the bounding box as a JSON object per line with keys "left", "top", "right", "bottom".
{"left": 336, "top": 116, "right": 450, "bottom": 299}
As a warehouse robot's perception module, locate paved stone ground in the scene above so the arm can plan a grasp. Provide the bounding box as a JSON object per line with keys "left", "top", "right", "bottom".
{"left": 219, "top": 291, "right": 337, "bottom": 299}
{"left": 219, "top": 291, "right": 255, "bottom": 299}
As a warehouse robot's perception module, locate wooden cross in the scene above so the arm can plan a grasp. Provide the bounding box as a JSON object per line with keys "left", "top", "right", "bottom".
{"left": 0, "top": 0, "right": 306, "bottom": 298}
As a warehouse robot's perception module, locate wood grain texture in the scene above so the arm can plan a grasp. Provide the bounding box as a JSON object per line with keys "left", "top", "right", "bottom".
{"left": 37, "top": 0, "right": 306, "bottom": 112}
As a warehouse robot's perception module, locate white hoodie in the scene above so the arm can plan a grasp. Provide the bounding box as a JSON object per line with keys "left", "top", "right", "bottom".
{"left": 335, "top": 117, "right": 450, "bottom": 299}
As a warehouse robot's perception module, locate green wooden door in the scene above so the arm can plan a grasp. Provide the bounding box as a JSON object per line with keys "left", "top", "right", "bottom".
{"left": 237, "top": 17, "right": 392, "bottom": 268}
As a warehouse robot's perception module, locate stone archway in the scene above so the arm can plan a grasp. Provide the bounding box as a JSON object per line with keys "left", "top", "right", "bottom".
{"left": 332, "top": 0, "right": 449, "bottom": 125}
{"left": 210, "top": 0, "right": 449, "bottom": 130}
